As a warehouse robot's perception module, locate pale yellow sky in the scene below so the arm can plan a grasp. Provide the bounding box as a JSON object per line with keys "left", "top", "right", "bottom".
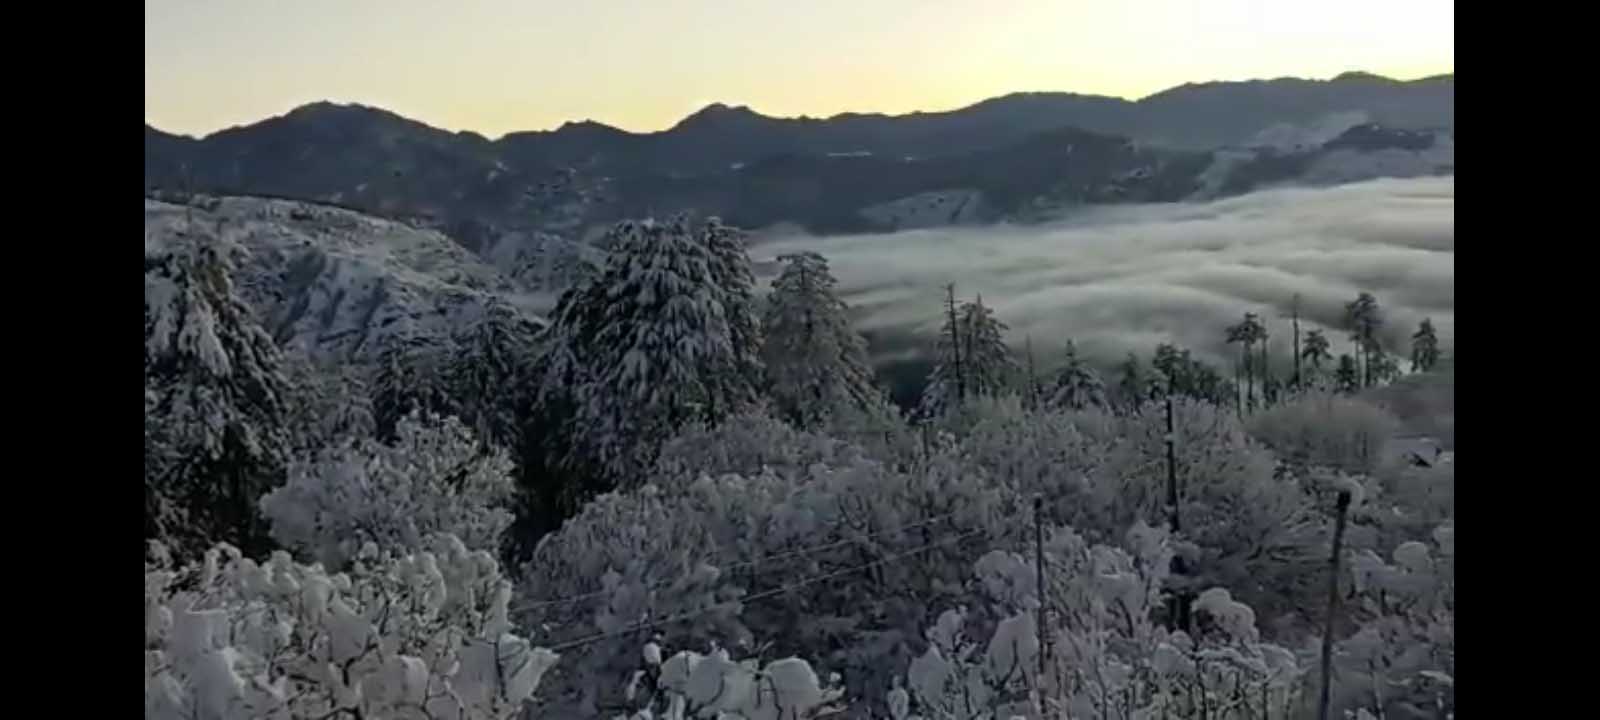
{"left": 145, "top": 0, "right": 1453, "bottom": 139}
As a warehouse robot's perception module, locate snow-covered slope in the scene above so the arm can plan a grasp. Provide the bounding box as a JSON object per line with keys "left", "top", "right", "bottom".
{"left": 859, "top": 189, "right": 987, "bottom": 230}
{"left": 145, "top": 197, "right": 546, "bottom": 364}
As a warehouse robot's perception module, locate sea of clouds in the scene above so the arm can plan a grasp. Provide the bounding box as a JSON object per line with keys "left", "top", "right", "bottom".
{"left": 753, "top": 176, "right": 1453, "bottom": 371}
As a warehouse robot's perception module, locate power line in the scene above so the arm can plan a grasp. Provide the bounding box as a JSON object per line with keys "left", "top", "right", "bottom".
{"left": 512, "top": 508, "right": 966, "bottom": 614}
{"left": 542, "top": 525, "right": 992, "bottom": 653}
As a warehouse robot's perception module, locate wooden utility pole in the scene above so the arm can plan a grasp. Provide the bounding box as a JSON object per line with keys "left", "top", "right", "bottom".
{"left": 1317, "top": 490, "right": 1353, "bottom": 720}
{"left": 1164, "top": 379, "right": 1190, "bottom": 630}
{"left": 1034, "top": 495, "right": 1049, "bottom": 677}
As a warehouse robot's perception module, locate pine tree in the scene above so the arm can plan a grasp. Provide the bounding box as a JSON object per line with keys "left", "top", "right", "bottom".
{"left": 701, "top": 217, "right": 764, "bottom": 415}
{"left": 918, "top": 291, "right": 1017, "bottom": 419}
{"left": 1343, "top": 292, "right": 1384, "bottom": 388}
{"left": 534, "top": 216, "right": 762, "bottom": 492}
{"left": 1116, "top": 352, "right": 1147, "bottom": 410}
{"left": 1302, "top": 329, "right": 1333, "bottom": 376}
{"left": 371, "top": 329, "right": 455, "bottom": 442}
{"left": 958, "top": 295, "right": 1018, "bottom": 397}
{"left": 761, "top": 251, "right": 886, "bottom": 429}
{"left": 1152, "top": 343, "right": 1187, "bottom": 394}
{"left": 1226, "top": 313, "right": 1266, "bottom": 411}
{"left": 1410, "top": 317, "right": 1441, "bottom": 372}
{"left": 1048, "top": 340, "right": 1107, "bottom": 410}
{"left": 1334, "top": 354, "right": 1361, "bottom": 394}
{"left": 445, "top": 301, "right": 543, "bottom": 451}
{"left": 144, "top": 235, "right": 291, "bottom": 558}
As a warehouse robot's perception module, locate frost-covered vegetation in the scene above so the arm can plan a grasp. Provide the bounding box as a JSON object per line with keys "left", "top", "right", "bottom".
{"left": 145, "top": 206, "right": 1453, "bottom": 719}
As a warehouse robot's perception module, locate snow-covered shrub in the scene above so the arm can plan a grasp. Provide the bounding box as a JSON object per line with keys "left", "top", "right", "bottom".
{"left": 260, "top": 411, "right": 516, "bottom": 570}
{"left": 945, "top": 399, "right": 1323, "bottom": 635}
{"left": 144, "top": 534, "right": 558, "bottom": 720}
{"left": 895, "top": 525, "right": 1305, "bottom": 720}
{"left": 1328, "top": 525, "right": 1454, "bottom": 719}
{"left": 653, "top": 410, "right": 873, "bottom": 487}
{"left": 522, "top": 452, "right": 1021, "bottom": 717}
{"left": 615, "top": 640, "right": 847, "bottom": 720}
{"left": 1246, "top": 392, "right": 1400, "bottom": 475}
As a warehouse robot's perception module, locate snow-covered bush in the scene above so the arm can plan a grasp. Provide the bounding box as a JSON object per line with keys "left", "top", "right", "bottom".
{"left": 615, "top": 640, "right": 847, "bottom": 720}
{"left": 943, "top": 399, "right": 1324, "bottom": 634}
{"left": 1329, "top": 525, "right": 1454, "bottom": 719}
{"left": 260, "top": 411, "right": 516, "bottom": 570}
{"left": 653, "top": 410, "right": 874, "bottom": 486}
{"left": 1246, "top": 392, "right": 1400, "bottom": 475}
{"left": 144, "top": 534, "right": 558, "bottom": 720}
{"left": 895, "top": 525, "right": 1305, "bottom": 720}
{"left": 522, "top": 452, "right": 1021, "bottom": 717}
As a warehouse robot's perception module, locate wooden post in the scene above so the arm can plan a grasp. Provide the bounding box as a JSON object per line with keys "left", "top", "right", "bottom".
{"left": 1035, "top": 495, "right": 1049, "bottom": 677}
{"left": 1317, "top": 490, "right": 1353, "bottom": 720}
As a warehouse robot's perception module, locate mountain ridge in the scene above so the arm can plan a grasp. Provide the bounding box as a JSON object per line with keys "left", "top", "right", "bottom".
{"left": 147, "top": 71, "right": 1452, "bottom": 142}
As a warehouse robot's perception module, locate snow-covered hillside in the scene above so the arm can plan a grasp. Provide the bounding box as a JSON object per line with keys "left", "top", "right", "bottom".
{"left": 145, "top": 197, "right": 546, "bottom": 364}
{"left": 859, "top": 189, "right": 987, "bottom": 230}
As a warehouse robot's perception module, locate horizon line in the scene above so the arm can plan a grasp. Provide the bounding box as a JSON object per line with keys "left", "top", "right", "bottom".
{"left": 145, "top": 69, "right": 1454, "bottom": 142}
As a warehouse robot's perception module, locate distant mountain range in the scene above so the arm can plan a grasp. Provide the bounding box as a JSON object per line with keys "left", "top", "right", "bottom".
{"left": 146, "top": 71, "right": 1453, "bottom": 246}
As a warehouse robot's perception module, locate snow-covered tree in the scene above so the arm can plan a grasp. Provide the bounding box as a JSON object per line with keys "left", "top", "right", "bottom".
{"left": 1344, "top": 292, "right": 1384, "bottom": 388}
{"left": 1334, "top": 354, "right": 1361, "bottom": 395}
{"left": 1114, "top": 353, "right": 1146, "bottom": 410}
{"left": 1301, "top": 329, "right": 1333, "bottom": 375}
{"left": 445, "top": 301, "right": 543, "bottom": 452}
{"left": 260, "top": 412, "right": 516, "bottom": 570}
{"left": 1410, "top": 318, "right": 1441, "bottom": 373}
{"left": 280, "top": 351, "right": 375, "bottom": 455}
{"left": 654, "top": 410, "right": 877, "bottom": 485}
{"left": 916, "top": 285, "right": 971, "bottom": 421}
{"left": 372, "top": 330, "right": 456, "bottom": 442}
{"left": 920, "top": 291, "right": 1019, "bottom": 421}
{"left": 703, "top": 216, "right": 766, "bottom": 408}
{"left": 1331, "top": 525, "right": 1454, "bottom": 719}
{"left": 144, "top": 533, "right": 558, "bottom": 720}
{"left": 145, "top": 234, "right": 292, "bottom": 558}
{"left": 897, "top": 525, "right": 1305, "bottom": 720}
{"left": 534, "top": 216, "right": 765, "bottom": 492}
{"left": 959, "top": 296, "right": 1019, "bottom": 398}
{"left": 761, "top": 251, "right": 890, "bottom": 429}
{"left": 1246, "top": 392, "right": 1400, "bottom": 476}
{"left": 522, "top": 450, "right": 1020, "bottom": 716}
{"left": 1047, "top": 340, "right": 1107, "bottom": 411}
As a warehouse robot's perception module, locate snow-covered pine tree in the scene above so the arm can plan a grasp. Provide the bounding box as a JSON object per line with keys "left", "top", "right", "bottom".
{"left": 536, "top": 216, "right": 762, "bottom": 492}
{"left": 446, "top": 301, "right": 543, "bottom": 452}
{"left": 145, "top": 234, "right": 291, "bottom": 559}
{"left": 701, "top": 216, "right": 765, "bottom": 415}
{"left": 761, "top": 251, "right": 887, "bottom": 429}
{"left": 1047, "top": 340, "right": 1107, "bottom": 410}
{"left": 1411, "top": 317, "right": 1441, "bottom": 372}
{"left": 1344, "top": 291, "right": 1384, "bottom": 388}
{"left": 916, "top": 285, "right": 968, "bottom": 421}
{"left": 1335, "top": 353, "right": 1361, "bottom": 394}
{"left": 371, "top": 328, "right": 455, "bottom": 442}
{"left": 918, "top": 292, "right": 1018, "bottom": 421}
{"left": 1115, "top": 352, "right": 1147, "bottom": 410}
{"left": 958, "top": 295, "right": 1019, "bottom": 397}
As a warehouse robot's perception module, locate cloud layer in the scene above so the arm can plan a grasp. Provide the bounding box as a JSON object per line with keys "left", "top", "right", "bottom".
{"left": 752, "top": 176, "right": 1454, "bottom": 371}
